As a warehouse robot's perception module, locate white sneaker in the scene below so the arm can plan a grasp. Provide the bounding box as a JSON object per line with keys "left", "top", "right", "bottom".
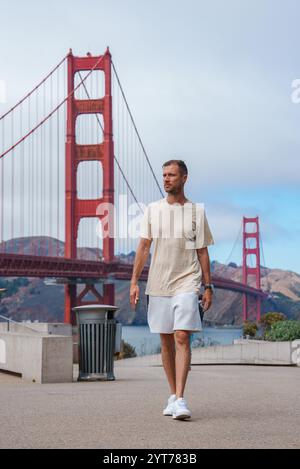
{"left": 172, "top": 397, "right": 192, "bottom": 420}
{"left": 163, "top": 394, "right": 177, "bottom": 416}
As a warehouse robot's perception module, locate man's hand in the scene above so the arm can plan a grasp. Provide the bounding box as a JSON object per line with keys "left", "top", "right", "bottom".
{"left": 202, "top": 289, "right": 213, "bottom": 311}
{"left": 130, "top": 283, "right": 140, "bottom": 310}
{"left": 129, "top": 237, "right": 151, "bottom": 311}
{"left": 196, "top": 247, "right": 213, "bottom": 312}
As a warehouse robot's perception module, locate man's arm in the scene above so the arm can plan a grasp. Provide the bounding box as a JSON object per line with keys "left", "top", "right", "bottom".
{"left": 130, "top": 237, "right": 152, "bottom": 309}
{"left": 196, "top": 247, "right": 211, "bottom": 284}
{"left": 196, "top": 246, "right": 213, "bottom": 311}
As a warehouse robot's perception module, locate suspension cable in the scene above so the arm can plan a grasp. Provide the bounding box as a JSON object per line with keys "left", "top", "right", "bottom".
{"left": 111, "top": 60, "right": 164, "bottom": 197}
{"left": 224, "top": 220, "right": 243, "bottom": 266}
{"left": 259, "top": 225, "right": 267, "bottom": 268}
{"left": 78, "top": 71, "right": 144, "bottom": 213}
{"left": 0, "top": 54, "right": 105, "bottom": 160}
{"left": 0, "top": 54, "right": 67, "bottom": 121}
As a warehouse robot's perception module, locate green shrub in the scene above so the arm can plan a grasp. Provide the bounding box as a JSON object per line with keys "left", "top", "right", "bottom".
{"left": 243, "top": 321, "right": 258, "bottom": 338}
{"left": 265, "top": 320, "right": 300, "bottom": 342}
{"left": 260, "top": 312, "right": 286, "bottom": 328}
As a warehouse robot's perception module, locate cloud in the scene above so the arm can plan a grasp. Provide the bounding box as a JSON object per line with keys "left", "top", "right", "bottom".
{"left": 203, "top": 198, "right": 291, "bottom": 245}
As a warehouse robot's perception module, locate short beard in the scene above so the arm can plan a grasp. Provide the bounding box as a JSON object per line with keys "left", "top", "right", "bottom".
{"left": 165, "top": 187, "right": 181, "bottom": 195}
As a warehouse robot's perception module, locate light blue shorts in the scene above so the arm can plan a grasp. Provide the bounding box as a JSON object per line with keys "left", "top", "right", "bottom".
{"left": 147, "top": 292, "right": 202, "bottom": 334}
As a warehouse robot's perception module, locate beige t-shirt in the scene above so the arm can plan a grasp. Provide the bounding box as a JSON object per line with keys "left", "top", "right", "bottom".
{"left": 140, "top": 197, "right": 214, "bottom": 296}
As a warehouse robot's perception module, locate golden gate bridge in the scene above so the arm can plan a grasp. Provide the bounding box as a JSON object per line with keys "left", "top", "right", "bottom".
{"left": 0, "top": 48, "right": 268, "bottom": 325}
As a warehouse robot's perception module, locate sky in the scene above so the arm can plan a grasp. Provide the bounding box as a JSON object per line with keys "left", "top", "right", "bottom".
{"left": 0, "top": 0, "right": 300, "bottom": 273}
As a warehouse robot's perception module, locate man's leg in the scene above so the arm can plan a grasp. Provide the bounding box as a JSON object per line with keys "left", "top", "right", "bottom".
{"left": 160, "top": 333, "right": 176, "bottom": 395}
{"left": 174, "top": 330, "right": 191, "bottom": 399}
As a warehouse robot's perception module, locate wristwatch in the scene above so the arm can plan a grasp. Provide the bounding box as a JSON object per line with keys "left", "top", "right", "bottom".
{"left": 204, "top": 283, "right": 214, "bottom": 293}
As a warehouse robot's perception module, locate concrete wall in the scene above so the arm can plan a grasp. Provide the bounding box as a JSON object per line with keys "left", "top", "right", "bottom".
{"left": 191, "top": 339, "right": 300, "bottom": 366}
{"left": 0, "top": 329, "right": 73, "bottom": 383}
{"left": 0, "top": 322, "right": 72, "bottom": 336}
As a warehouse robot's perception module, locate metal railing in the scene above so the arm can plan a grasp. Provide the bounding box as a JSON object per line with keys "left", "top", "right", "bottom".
{"left": 0, "top": 314, "right": 41, "bottom": 333}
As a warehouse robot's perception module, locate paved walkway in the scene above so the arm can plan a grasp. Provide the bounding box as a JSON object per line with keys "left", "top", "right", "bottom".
{"left": 0, "top": 353, "right": 299, "bottom": 449}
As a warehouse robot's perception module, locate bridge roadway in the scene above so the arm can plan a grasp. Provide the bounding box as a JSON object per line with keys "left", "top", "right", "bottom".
{"left": 0, "top": 353, "right": 299, "bottom": 449}
{"left": 0, "top": 253, "right": 267, "bottom": 298}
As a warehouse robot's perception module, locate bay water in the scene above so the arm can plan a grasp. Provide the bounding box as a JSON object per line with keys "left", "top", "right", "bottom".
{"left": 122, "top": 325, "right": 243, "bottom": 356}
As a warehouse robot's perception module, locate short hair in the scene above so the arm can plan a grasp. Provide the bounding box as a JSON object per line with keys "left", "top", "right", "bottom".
{"left": 162, "top": 159, "right": 188, "bottom": 176}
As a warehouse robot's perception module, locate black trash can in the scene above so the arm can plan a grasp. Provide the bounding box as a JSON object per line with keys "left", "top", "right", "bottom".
{"left": 72, "top": 304, "right": 120, "bottom": 381}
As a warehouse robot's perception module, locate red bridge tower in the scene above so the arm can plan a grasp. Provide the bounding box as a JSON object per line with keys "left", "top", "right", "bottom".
{"left": 64, "top": 48, "right": 115, "bottom": 324}
{"left": 242, "top": 216, "right": 262, "bottom": 322}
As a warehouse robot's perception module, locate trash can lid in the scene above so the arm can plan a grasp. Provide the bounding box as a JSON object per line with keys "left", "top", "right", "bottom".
{"left": 72, "top": 304, "right": 119, "bottom": 312}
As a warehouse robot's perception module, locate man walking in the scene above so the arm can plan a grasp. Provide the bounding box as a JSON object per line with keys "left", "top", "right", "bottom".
{"left": 130, "top": 160, "right": 214, "bottom": 420}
